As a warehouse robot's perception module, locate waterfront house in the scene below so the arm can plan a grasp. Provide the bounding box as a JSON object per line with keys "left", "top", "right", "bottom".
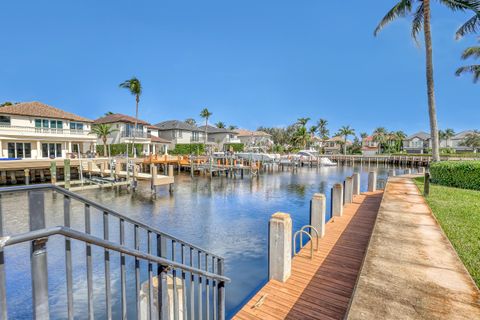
{"left": 0, "top": 101, "right": 96, "bottom": 159}
{"left": 324, "top": 136, "right": 351, "bottom": 154}
{"left": 198, "top": 125, "right": 241, "bottom": 151}
{"left": 403, "top": 131, "right": 431, "bottom": 154}
{"left": 154, "top": 120, "right": 205, "bottom": 148}
{"left": 361, "top": 136, "right": 380, "bottom": 156}
{"left": 445, "top": 130, "right": 477, "bottom": 152}
{"left": 94, "top": 113, "right": 169, "bottom": 155}
{"left": 236, "top": 129, "right": 273, "bottom": 151}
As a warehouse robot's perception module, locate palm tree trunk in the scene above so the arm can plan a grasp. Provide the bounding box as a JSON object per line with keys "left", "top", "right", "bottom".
{"left": 423, "top": 0, "right": 440, "bottom": 162}
{"left": 103, "top": 138, "right": 107, "bottom": 157}
{"left": 204, "top": 118, "right": 208, "bottom": 154}
{"left": 344, "top": 136, "right": 347, "bottom": 155}
{"left": 132, "top": 96, "right": 139, "bottom": 158}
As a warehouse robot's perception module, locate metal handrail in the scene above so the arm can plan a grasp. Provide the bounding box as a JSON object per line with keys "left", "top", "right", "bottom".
{"left": 300, "top": 225, "right": 319, "bottom": 252}
{"left": 293, "top": 230, "right": 314, "bottom": 259}
{"left": 0, "top": 184, "right": 228, "bottom": 320}
{"left": 0, "top": 226, "right": 230, "bottom": 283}
{"left": 0, "top": 184, "right": 223, "bottom": 259}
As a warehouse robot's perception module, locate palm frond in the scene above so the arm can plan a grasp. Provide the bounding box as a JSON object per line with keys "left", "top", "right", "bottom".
{"left": 439, "top": 0, "right": 480, "bottom": 11}
{"left": 461, "top": 46, "right": 480, "bottom": 59}
{"left": 455, "top": 64, "right": 480, "bottom": 82}
{"left": 374, "top": 0, "right": 413, "bottom": 36}
{"left": 456, "top": 14, "right": 480, "bottom": 39}
{"left": 412, "top": 2, "right": 424, "bottom": 44}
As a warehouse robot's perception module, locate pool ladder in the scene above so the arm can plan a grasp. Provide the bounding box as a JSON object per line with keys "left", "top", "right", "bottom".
{"left": 293, "top": 225, "right": 319, "bottom": 259}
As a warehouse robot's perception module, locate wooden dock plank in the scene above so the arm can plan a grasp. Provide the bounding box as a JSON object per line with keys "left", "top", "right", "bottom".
{"left": 233, "top": 191, "right": 383, "bottom": 320}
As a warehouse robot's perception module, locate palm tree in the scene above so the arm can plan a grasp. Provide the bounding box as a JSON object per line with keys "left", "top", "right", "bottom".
{"left": 317, "top": 119, "right": 329, "bottom": 140}
{"left": 185, "top": 118, "right": 197, "bottom": 126}
{"left": 372, "top": 127, "right": 388, "bottom": 153}
{"left": 200, "top": 108, "right": 213, "bottom": 150}
{"left": 297, "top": 118, "right": 310, "bottom": 127}
{"left": 337, "top": 125, "right": 355, "bottom": 154}
{"left": 215, "top": 121, "right": 226, "bottom": 128}
{"left": 360, "top": 132, "right": 368, "bottom": 139}
{"left": 460, "top": 130, "right": 480, "bottom": 152}
{"left": 374, "top": 0, "right": 479, "bottom": 162}
{"left": 456, "top": 45, "right": 480, "bottom": 82}
{"left": 91, "top": 124, "right": 118, "bottom": 157}
{"left": 228, "top": 125, "right": 238, "bottom": 130}
{"left": 105, "top": 111, "right": 114, "bottom": 116}
{"left": 119, "top": 77, "right": 142, "bottom": 157}
{"left": 293, "top": 126, "right": 310, "bottom": 149}
{"left": 440, "top": 128, "right": 456, "bottom": 147}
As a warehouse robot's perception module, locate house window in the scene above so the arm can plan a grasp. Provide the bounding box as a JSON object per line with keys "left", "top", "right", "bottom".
{"left": 42, "top": 143, "right": 63, "bottom": 158}
{"left": 7, "top": 142, "right": 31, "bottom": 158}
{"left": 0, "top": 116, "right": 10, "bottom": 125}
{"left": 70, "top": 122, "right": 84, "bottom": 131}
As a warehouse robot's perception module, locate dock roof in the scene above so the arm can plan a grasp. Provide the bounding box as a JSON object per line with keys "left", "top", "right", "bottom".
{"left": 0, "top": 101, "right": 93, "bottom": 122}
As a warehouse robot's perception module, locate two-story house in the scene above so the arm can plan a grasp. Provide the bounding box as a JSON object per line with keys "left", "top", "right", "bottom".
{"left": 94, "top": 113, "right": 168, "bottom": 156}
{"left": 445, "top": 130, "right": 477, "bottom": 152}
{"left": 323, "top": 136, "right": 351, "bottom": 154}
{"left": 235, "top": 129, "right": 273, "bottom": 151}
{"left": 198, "top": 125, "right": 242, "bottom": 151}
{"left": 403, "top": 132, "right": 431, "bottom": 154}
{"left": 154, "top": 120, "right": 205, "bottom": 148}
{"left": 361, "top": 136, "right": 380, "bottom": 156}
{"left": 0, "top": 101, "right": 96, "bottom": 159}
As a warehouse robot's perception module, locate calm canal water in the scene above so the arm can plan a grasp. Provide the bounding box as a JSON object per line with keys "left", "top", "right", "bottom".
{"left": 1, "top": 164, "right": 399, "bottom": 319}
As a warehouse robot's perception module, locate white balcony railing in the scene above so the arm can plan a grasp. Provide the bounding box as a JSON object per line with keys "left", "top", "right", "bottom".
{"left": 120, "top": 129, "right": 148, "bottom": 139}
{"left": 0, "top": 124, "right": 94, "bottom": 136}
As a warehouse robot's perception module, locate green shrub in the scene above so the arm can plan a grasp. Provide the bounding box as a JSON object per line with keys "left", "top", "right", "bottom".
{"left": 97, "top": 143, "right": 143, "bottom": 157}
{"left": 430, "top": 161, "right": 480, "bottom": 190}
{"left": 224, "top": 143, "right": 244, "bottom": 152}
{"left": 169, "top": 144, "right": 205, "bottom": 155}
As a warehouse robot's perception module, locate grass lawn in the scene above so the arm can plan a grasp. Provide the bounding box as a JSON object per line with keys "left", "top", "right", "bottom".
{"left": 414, "top": 177, "right": 480, "bottom": 288}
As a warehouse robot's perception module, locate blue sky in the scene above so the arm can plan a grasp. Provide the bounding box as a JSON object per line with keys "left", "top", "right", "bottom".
{"left": 0, "top": 0, "right": 478, "bottom": 135}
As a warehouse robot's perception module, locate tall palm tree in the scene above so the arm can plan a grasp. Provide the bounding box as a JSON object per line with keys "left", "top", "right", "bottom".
{"left": 337, "top": 125, "right": 355, "bottom": 154}
{"left": 293, "top": 126, "right": 310, "bottom": 149}
{"left": 460, "top": 130, "right": 480, "bottom": 152}
{"left": 119, "top": 77, "right": 142, "bottom": 157}
{"left": 456, "top": 45, "right": 480, "bottom": 82}
{"left": 374, "top": 0, "right": 479, "bottom": 162}
{"left": 215, "top": 121, "right": 226, "bottom": 128}
{"left": 441, "top": 128, "right": 456, "bottom": 147}
{"left": 91, "top": 124, "right": 118, "bottom": 157}
{"left": 297, "top": 118, "right": 310, "bottom": 128}
{"left": 372, "top": 127, "right": 388, "bottom": 153}
{"left": 228, "top": 125, "right": 238, "bottom": 130}
{"left": 105, "top": 111, "right": 114, "bottom": 116}
{"left": 317, "top": 119, "right": 329, "bottom": 140}
{"left": 200, "top": 108, "right": 213, "bottom": 150}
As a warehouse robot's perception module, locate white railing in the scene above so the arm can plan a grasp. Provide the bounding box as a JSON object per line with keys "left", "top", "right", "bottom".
{"left": 0, "top": 124, "right": 94, "bottom": 136}
{"left": 120, "top": 130, "right": 148, "bottom": 138}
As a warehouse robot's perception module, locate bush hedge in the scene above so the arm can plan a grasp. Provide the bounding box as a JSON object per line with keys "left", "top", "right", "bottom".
{"left": 224, "top": 143, "right": 244, "bottom": 152}
{"left": 430, "top": 161, "right": 480, "bottom": 190}
{"left": 169, "top": 144, "right": 205, "bottom": 155}
{"left": 97, "top": 143, "right": 143, "bottom": 157}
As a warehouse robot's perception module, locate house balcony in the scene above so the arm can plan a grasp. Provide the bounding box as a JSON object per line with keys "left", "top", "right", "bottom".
{"left": 0, "top": 124, "right": 96, "bottom": 140}
{"left": 120, "top": 130, "right": 148, "bottom": 139}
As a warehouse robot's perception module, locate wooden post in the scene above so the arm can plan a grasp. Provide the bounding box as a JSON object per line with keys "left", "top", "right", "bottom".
{"left": 39, "top": 169, "right": 45, "bottom": 182}
{"left": 0, "top": 171, "right": 6, "bottom": 184}
{"left": 344, "top": 176, "right": 353, "bottom": 204}
{"left": 50, "top": 161, "right": 57, "bottom": 185}
{"left": 115, "top": 162, "right": 122, "bottom": 180}
{"left": 352, "top": 172, "right": 360, "bottom": 195}
{"left": 332, "top": 183, "right": 344, "bottom": 217}
{"left": 9, "top": 171, "right": 17, "bottom": 185}
{"left": 150, "top": 165, "right": 157, "bottom": 196}
{"left": 64, "top": 159, "right": 71, "bottom": 190}
{"left": 24, "top": 169, "right": 30, "bottom": 185}
{"left": 310, "top": 194, "right": 326, "bottom": 238}
{"left": 368, "top": 171, "right": 377, "bottom": 192}
{"left": 424, "top": 172, "right": 430, "bottom": 196}
{"left": 269, "top": 212, "right": 292, "bottom": 283}
{"left": 168, "top": 165, "right": 174, "bottom": 193}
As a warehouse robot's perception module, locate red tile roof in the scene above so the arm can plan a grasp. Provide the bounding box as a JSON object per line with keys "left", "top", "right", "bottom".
{"left": 0, "top": 101, "right": 93, "bottom": 122}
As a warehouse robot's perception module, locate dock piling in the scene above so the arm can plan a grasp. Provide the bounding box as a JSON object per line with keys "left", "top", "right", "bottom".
{"left": 310, "top": 194, "right": 326, "bottom": 238}
{"left": 269, "top": 212, "right": 292, "bottom": 283}
{"left": 332, "top": 183, "right": 344, "bottom": 217}
{"left": 368, "top": 171, "right": 377, "bottom": 192}
{"left": 64, "top": 159, "right": 71, "bottom": 190}
{"left": 344, "top": 176, "right": 353, "bottom": 204}
{"left": 50, "top": 162, "right": 56, "bottom": 185}
{"left": 24, "top": 169, "right": 30, "bottom": 185}
{"left": 352, "top": 173, "right": 360, "bottom": 196}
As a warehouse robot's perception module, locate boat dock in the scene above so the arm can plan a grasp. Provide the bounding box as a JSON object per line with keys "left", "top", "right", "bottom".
{"left": 234, "top": 191, "right": 383, "bottom": 319}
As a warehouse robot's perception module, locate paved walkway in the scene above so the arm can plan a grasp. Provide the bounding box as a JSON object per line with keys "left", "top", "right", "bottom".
{"left": 346, "top": 177, "right": 480, "bottom": 320}
{"left": 234, "top": 191, "right": 383, "bottom": 320}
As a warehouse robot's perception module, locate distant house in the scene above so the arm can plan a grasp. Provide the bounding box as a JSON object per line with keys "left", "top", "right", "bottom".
{"left": 324, "top": 136, "right": 351, "bottom": 154}
{"left": 361, "top": 136, "right": 380, "bottom": 156}
{"left": 154, "top": 120, "right": 204, "bottom": 148}
{"left": 236, "top": 129, "right": 273, "bottom": 151}
{"left": 447, "top": 130, "right": 477, "bottom": 152}
{"left": 0, "top": 101, "right": 96, "bottom": 159}
{"left": 198, "top": 125, "right": 241, "bottom": 151}
{"left": 403, "top": 132, "right": 431, "bottom": 154}
{"left": 94, "top": 114, "right": 169, "bottom": 155}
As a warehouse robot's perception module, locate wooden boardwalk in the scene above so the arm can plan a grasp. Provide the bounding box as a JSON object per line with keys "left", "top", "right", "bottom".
{"left": 234, "top": 191, "right": 383, "bottom": 320}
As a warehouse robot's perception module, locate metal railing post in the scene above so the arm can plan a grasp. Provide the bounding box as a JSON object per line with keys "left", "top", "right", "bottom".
{"left": 0, "top": 195, "right": 7, "bottom": 320}
{"left": 157, "top": 235, "right": 169, "bottom": 319}
{"left": 217, "top": 259, "right": 225, "bottom": 320}
{"left": 28, "top": 190, "right": 50, "bottom": 319}
{"left": 64, "top": 195, "right": 74, "bottom": 319}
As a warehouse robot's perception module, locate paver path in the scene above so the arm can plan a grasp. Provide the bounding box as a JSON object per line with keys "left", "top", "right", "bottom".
{"left": 346, "top": 177, "right": 480, "bottom": 320}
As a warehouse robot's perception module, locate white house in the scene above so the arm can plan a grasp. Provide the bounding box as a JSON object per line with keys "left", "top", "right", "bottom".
{"left": 94, "top": 114, "right": 169, "bottom": 155}
{"left": 444, "top": 130, "right": 477, "bottom": 152}
{"left": 154, "top": 120, "right": 205, "bottom": 148}
{"left": 235, "top": 129, "right": 273, "bottom": 151}
{"left": 361, "top": 136, "right": 380, "bottom": 156}
{"left": 403, "top": 131, "right": 431, "bottom": 154}
{"left": 0, "top": 101, "right": 96, "bottom": 159}
{"left": 198, "top": 125, "right": 241, "bottom": 151}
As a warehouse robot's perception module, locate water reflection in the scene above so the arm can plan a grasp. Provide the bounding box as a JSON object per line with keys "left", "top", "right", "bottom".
{"left": 1, "top": 164, "right": 400, "bottom": 319}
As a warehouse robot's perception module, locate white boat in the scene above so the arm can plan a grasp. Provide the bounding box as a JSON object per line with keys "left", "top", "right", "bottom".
{"left": 236, "top": 152, "right": 279, "bottom": 162}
